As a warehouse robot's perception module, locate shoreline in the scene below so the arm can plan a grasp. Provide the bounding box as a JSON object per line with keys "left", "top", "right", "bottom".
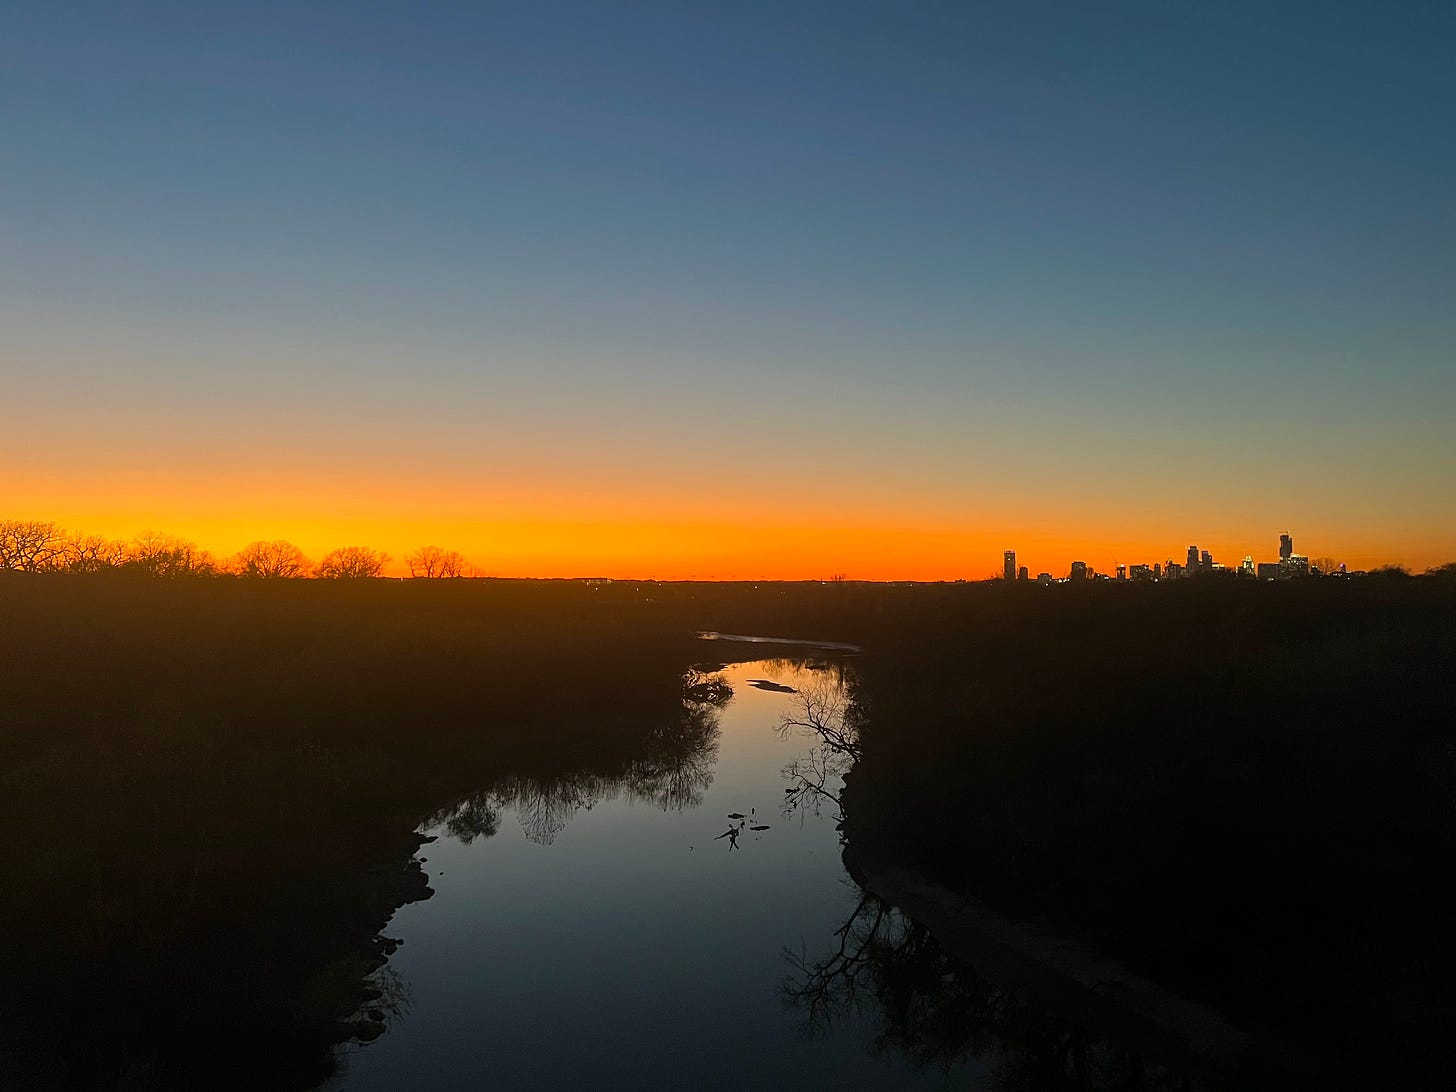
{"left": 842, "top": 843, "right": 1324, "bottom": 1088}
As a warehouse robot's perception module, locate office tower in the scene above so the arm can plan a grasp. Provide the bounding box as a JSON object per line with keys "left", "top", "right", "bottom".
{"left": 1280, "top": 533, "right": 1293, "bottom": 561}
{"left": 1201, "top": 549, "right": 1212, "bottom": 570}
{"left": 1186, "top": 545, "right": 1200, "bottom": 571}
{"left": 1115, "top": 563, "right": 1126, "bottom": 581}
{"left": 1070, "top": 560, "right": 1088, "bottom": 582}
{"left": 1017, "top": 565, "right": 1028, "bottom": 581}
{"left": 1003, "top": 550, "right": 1016, "bottom": 582}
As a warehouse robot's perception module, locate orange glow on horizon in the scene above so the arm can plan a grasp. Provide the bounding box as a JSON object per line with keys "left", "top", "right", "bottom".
{"left": 10, "top": 486, "right": 1451, "bottom": 581}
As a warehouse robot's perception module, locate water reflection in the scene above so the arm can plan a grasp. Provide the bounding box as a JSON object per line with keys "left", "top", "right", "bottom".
{"left": 778, "top": 675, "right": 862, "bottom": 823}
{"left": 0, "top": 656, "right": 732, "bottom": 1090}
{"left": 783, "top": 894, "right": 1197, "bottom": 1091}
{"left": 422, "top": 676, "right": 724, "bottom": 848}
{"left": 330, "top": 658, "right": 968, "bottom": 1091}
{"left": 773, "top": 675, "right": 1214, "bottom": 1091}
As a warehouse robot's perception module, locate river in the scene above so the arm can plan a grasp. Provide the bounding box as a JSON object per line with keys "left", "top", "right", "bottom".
{"left": 323, "top": 658, "right": 984, "bottom": 1089}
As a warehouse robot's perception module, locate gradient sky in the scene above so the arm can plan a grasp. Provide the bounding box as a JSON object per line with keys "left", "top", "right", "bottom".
{"left": 4, "top": 1, "right": 1454, "bottom": 577}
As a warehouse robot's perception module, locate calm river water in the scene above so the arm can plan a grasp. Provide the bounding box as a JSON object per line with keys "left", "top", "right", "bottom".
{"left": 323, "top": 658, "right": 986, "bottom": 1090}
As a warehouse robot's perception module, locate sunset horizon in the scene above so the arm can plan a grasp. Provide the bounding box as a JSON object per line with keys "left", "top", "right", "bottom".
{"left": 7, "top": 502, "right": 1451, "bottom": 582}
{"left": 6, "top": 5, "right": 1456, "bottom": 1087}
{"left": 8, "top": 4, "right": 1453, "bottom": 588}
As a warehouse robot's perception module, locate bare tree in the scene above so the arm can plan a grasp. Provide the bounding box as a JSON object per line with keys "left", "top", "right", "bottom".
{"left": 231, "top": 540, "right": 310, "bottom": 579}
{"left": 405, "top": 545, "right": 466, "bottom": 578}
{"left": 0, "top": 519, "right": 69, "bottom": 572}
{"left": 125, "top": 531, "right": 219, "bottom": 577}
{"left": 781, "top": 891, "right": 1115, "bottom": 1080}
{"left": 316, "top": 546, "right": 390, "bottom": 579}
{"left": 779, "top": 676, "right": 863, "bottom": 824}
{"left": 421, "top": 791, "right": 503, "bottom": 845}
{"left": 1310, "top": 556, "right": 1341, "bottom": 575}
{"left": 65, "top": 534, "right": 127, "bottom": 573}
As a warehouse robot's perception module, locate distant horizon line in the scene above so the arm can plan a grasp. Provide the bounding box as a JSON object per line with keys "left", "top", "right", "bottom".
{"left": 2, "top": 516, "right": 1450, "bottom": 582}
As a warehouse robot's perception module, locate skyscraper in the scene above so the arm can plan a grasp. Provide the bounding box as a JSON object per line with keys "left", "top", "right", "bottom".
{"left": 1070, "top": 560, "right": 1088, "bottom": 582}
{"left": 1280, "top": 533, "right": 1293, "bottom": 561}
{"left": 1003, "top": 550, "right": 1016, "bottom": 582}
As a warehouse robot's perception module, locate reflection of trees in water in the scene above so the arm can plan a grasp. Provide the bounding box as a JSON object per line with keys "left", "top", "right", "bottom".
{"left": 683, "top": 666, "right": 733, "bottom": 707}
{"left": 428, "top": 672, "right": 724, "bottom": 846}
{"left": 778, "top": 676, "right": 862, "bottom": 825}
{"left": 498, "top": 771, "right": 617, "bottom": 846}
{"left": 777, "top": 673, "right": 1197, "bottom": 1090}
{"left": 784, "top": 894, "right": 1193, "bottom": 1091}
{"left": 755, "top": 657, "right": 854, "bottom": 688}
{"left": 333, "top": 963, "right": 413, "bottom": 1059}
{"left": 423, "top": 791, "right": 502, "bottom": 845}
{"left": 630, "top": 698, "right": 721, "bottom": 810}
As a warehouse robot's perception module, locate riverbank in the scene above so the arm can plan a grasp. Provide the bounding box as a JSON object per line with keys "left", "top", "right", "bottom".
{"left": 839, "top": 578, "right": 1456, "bottom": 1087}
{"left": 843, "top": 841, "right": 1327, "bottom": 1089}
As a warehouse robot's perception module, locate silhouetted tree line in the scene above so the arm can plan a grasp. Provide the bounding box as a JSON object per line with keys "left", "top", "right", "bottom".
{"left": 0, "top": 518, "right": 480, "bottom": 578}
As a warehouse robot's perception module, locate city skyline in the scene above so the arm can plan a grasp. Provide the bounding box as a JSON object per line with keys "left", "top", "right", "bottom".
{"left": 1009, "top": 530, "right": 1352, "bottom": 584}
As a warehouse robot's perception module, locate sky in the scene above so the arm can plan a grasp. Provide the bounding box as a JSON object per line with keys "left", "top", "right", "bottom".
{"left": 4, "top": 1, "right": 1454, "bottom": 578}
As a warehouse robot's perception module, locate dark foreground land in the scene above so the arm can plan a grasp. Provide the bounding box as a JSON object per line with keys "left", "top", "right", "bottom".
{"left": 0, "top": 573, "right": 1452, "bottom": 1088}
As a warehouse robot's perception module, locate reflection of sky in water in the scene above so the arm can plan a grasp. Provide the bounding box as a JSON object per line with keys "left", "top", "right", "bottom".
{"left": 326, "top": 660, "right": 986, "bottom": 1090}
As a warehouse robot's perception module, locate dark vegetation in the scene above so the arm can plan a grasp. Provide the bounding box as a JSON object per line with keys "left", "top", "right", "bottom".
{"left": 783, "top": 888, "right": 1199, "bottom": 1091}
{"left": 1, "top": 572, "right": 1452, "bottom": 1087}
{"left": 0, "top": 576, "right": 709, "bottom": 1088}
{"left": 836, "top": 579, "right": 1456, "bottom": 1088}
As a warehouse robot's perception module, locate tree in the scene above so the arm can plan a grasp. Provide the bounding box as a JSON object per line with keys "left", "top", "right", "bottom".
{"left": 405, "top": 545, "right": 466, "bottom": 578}
{"left": 1310, "top": 556, "right": 1341, "bottom": 575}
{"left": 778, "top": 679, "right": 862, "bottom": 824}
{"left": 125, "top": 531, "right": 219, "bottom": 577}
{"left": 0, "top": 519, "right": 69, "bottom": 572}
{"left": 232, "top": 540, "right": 310, "bottom": 579}
{"left": 1369, "top": 564, "right": 1411, "bottom": 579}
{"left": 316, "top": 546, "right": 390, "bottom": 579}
{"left": 65, "top": 534, "right": 127, "bottom": 573}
